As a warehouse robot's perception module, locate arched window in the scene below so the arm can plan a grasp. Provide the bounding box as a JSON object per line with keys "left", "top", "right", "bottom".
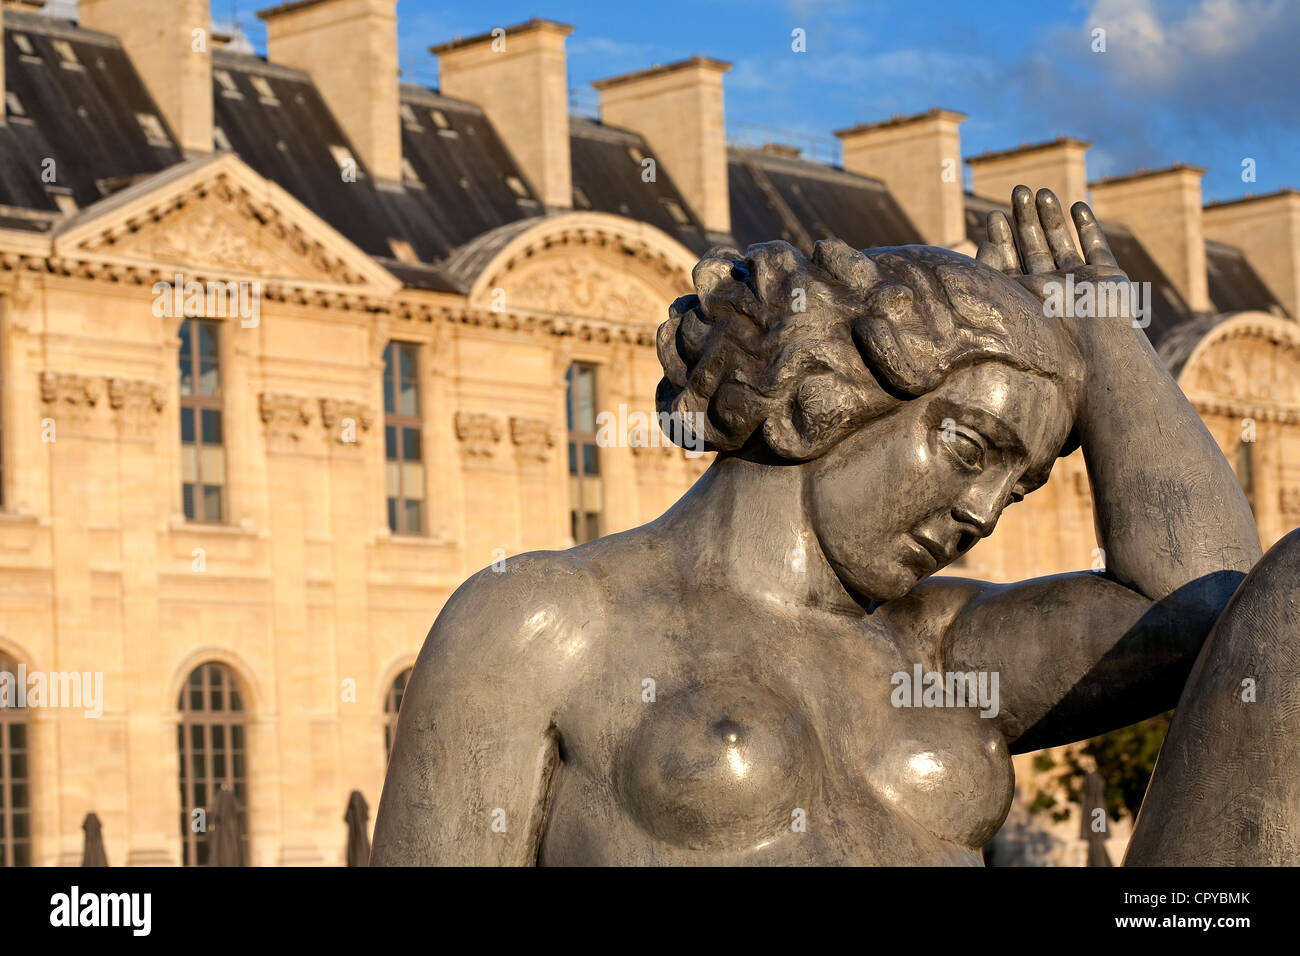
{"left": 384, "top": 668, "right": 411, "bottom": 761}
{"left": 0, "top": 652, "right": 30, "bottom": 866}
{"left": 178, "top": 662, "right": 248, "bottom": 866}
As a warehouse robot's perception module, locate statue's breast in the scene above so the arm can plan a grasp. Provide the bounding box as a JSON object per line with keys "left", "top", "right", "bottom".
{"left": 862, "top": 710, "right": 1014, "bottom": 848}
{"left": 615, "top": 680, "right": 821, "bottom": 851}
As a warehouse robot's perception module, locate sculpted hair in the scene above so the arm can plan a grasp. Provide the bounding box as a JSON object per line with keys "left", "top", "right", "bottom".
{"left": 655, "top": 239, "right": 1083, "bottom": 461}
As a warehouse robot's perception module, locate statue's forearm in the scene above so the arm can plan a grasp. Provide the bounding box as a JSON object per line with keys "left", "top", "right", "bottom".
{"left": 1076, "top": 320, "right": 1261, "bottom": 603}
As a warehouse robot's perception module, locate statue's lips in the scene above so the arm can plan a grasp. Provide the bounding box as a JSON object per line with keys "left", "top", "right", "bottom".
{"left": 903, "top": 535, "right": 940, "bottom": 573}
{"left": 911, "top": 531, "right": 953, "bottom": 567}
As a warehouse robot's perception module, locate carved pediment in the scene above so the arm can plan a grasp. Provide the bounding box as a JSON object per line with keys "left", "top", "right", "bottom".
{"left": 52, "top": 153, "right": 400, "bottom": 293}
{"left": 1184, "top": 334, "right": 1300, "bottom": 408}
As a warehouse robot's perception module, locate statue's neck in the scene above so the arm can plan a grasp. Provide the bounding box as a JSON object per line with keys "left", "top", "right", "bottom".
{"left": 655, "top": 453, "right": 867, "bottom": 618}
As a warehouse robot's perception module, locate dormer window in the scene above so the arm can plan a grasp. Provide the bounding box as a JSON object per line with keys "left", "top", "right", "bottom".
{"left": 6, "top": 92, "right": 27, "bottom": 119}
{"left": 429, "top": 109, "right": 450, "bottom": 130}
{"left": 214, "top": 70, "right": 243, "bottom": 99}
{"left": 52, "top": 39, "right": 83, "bottom": 69}
{"left": 50, "top": 191, "right": 78, "bottom": 215}
{"left": 329, "top": 144, "right": 361, "bottom": 177}
{"left": 573, "top": 186, "right": 591, "bottom": 209}
{"left": 387, "top": 239, "right": 418, "bottom": 263}
{"left": 662, "top": 199, "right": 689, "bottom": 224}
{"left": 214, "top": 126, "right": 233, "bottom": 151}
{"left": 13, "top": 34, "right": 36, "bottom": 57}
{"left": 401, "top": 158, "right": 422, "bottom": 186}
{"left": 627, "top": 146, "right": 644, "bottom": 164}
{"left": 136, "top": 112, "right": 171, "bottom": 147}
{"left": 400, "top": 103, "right": 420, "bottom": 130}
{"left": 505, "top": 175, "right": 529, "bottom": 199}
{"left": 250, "top": 75, "right": 279, "bottom": 105}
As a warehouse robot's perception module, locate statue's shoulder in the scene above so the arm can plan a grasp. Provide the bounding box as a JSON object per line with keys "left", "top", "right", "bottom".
{"left": 425, "top": 548, "right": 609, "bottom": 669}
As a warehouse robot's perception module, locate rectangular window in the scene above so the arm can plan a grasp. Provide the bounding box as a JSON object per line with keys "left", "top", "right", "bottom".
{"left": 566, "top": 363, "right": 603, "bottom": 543}
{"left": 179, "top": 319, "right": 226, "bottom": 523}
{"left": 383, "top": 342, "right": 424, "bottom": 534}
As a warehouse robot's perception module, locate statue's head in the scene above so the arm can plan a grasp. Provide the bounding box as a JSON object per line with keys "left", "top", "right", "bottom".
{"left": 656, "top": 239, "right": 1083, "bottom": 601}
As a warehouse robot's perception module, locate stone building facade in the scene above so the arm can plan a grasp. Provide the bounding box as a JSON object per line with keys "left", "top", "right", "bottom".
{"left": 0, "top": 0, "right": 1295, "bottom": 865}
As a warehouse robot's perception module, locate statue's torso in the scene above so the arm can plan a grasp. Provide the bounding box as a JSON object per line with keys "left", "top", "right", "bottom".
{"left": 537, "top": 572, "right": 1013, "bottom": 865}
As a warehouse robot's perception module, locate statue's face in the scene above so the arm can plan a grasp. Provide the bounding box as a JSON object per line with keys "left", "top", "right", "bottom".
{"left": 806, "top": 361, "right": 1070, "bottom": 603}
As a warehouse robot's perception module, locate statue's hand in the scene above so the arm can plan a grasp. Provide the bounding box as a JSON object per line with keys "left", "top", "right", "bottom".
{"left": 976, "top": 185, "right": 1133, "bottom": 327}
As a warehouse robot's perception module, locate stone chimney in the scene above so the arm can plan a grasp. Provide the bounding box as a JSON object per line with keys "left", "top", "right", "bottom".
{"left": 593, "top": 57, "right": 732, "bottom": 236}
{"left": 967, "top": 137, "right": 1091, "bottom": 212}
{"left": 1203, "top": 190, "right": 1300, "bottom": 319}
{"left": 835, "top": 109, "right": 967, "bottom": 248}
{"left": 259, "top": 0, "right": 401, "bottom": 184}
{"left": 1090, "top": 165, "right": 1210, "bottom": 313}
{"left": 80, "top": 0, "right": 213, "bottom": 155}
{"left": 432, "top": 19, "right": 574, "bottom": 210}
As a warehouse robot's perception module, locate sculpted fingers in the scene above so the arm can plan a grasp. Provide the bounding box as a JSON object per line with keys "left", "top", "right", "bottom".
{"left": 1011, "top": 185, "right": 1056, "bottom": 274}
{"left": 978, "top": 211, "right": 1021, "bottom": 275}
{"left": 1071, "top": 201, "right": 1120, "bottom": 269}
{"left": 1036, "top": 189, "right": 1084, "bottom": 270}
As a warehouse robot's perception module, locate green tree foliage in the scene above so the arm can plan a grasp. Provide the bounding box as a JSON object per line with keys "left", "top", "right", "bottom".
{"left": 1028, "top": 712, "right": 1173, "bottom": 824}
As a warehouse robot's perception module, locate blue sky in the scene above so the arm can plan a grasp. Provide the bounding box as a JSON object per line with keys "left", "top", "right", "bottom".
{"left": 221, "top": 0, "right": 1297, "bottom": 203}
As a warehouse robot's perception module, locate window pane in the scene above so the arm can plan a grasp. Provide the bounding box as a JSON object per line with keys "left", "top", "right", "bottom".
{"left": 577, "top": 367, "right": 596, "bottom": 431}
{"left": 385, "top": 462, "right": 400, "bottom": 497}
{"left": 402, "top": 427, "right": 421, "bottom": 462}
{"left": 203, "top": 485, "right": 224, "bottom": 522}
{"left": 387, "top": 497, "right": 397, "bottom": 533}
{"left": 383, "top": 344, "right": 396, "bottom": 414}
{"left": 212, "top": 724, "right": 225, "bottom": 749}
{"left": 582, "top": 443, "right": 599, "bottom": 476}
{"left": 399, "top": 344, "right": 417, "bottom": 381}
{"left": 198, "top": 322, "right": 218, "bottom": 357}
{"left": 199, "top": 360, "right": 220, "bottom": 397}
{"left": 404, "top": 499, "right": 423, "bottom": 534}
{"left": 180, "top": 407, "right": 195, "bottom": 443}
{"left": 201, "top": 409, "right": 222, "bottom": 445}
{"left": 385, "top": 426, "right": 397, "bottom": 461}
{"left": 565, "top": 365, "right": 575, "bottom": 431}
{"left": 399, "top": 378, "right": 417, "bottom": 417}
{"left": 568, "top": 442, "right": 577, "bottom": 476}
{"left": 9, "top": 723, "right": 25, "bottom": 749}
{"left": 181, "top": 444, "right": 197, "bottom": 482}
{"left": 183, "top": 484, "right": 196, "bottom": 520}
{"left": 199, "top": 447, "right": 225, "bottom": 484}
{"left": 230, "top": 689, "right": 243, "bottom": 713}
{"left": 401, "top": 463, "right": 424, "bottom": 500}
{"left": 231, "top": 725, "right": 244, "bottom": 749}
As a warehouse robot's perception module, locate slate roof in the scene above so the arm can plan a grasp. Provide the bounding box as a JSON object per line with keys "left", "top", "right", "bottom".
{"left": 0, "top": 9, "right": 183, "bottom": 213}
{"left": 1206, "top": 240, "right": 1286, "bottom": 316}
{"left": 569, "top": 116, "right": 713, "bottom": 254}
{"left": 727, "top": 145, "right": 923, "bottom": 253}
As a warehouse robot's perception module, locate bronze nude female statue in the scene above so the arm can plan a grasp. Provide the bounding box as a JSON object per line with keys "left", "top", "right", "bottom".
{"left": 371, "top": 187, "right": 1300, "bottom": 866}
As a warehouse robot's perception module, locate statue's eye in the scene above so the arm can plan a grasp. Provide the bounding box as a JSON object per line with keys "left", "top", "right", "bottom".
{"left": 945, "top": 430, "right": 985, "bottom": 470}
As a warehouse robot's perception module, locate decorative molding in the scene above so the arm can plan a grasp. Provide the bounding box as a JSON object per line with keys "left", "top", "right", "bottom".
{"left": 510, "top": 417, "right": 556, "bottom": 463}
{"left": 259, "top": 393, "right": 313, "bottom": 452}
{"left": 39, "top": 371, "right": 101, "bottom": 434}
{"left": 319, "top": 399, "right": 374, "bottom": 445}
{"left": 107, "top": 378, "right": 166, "bottom": 440}
{"left": 455, "top": 411, "right": 503, "bottom": 459}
